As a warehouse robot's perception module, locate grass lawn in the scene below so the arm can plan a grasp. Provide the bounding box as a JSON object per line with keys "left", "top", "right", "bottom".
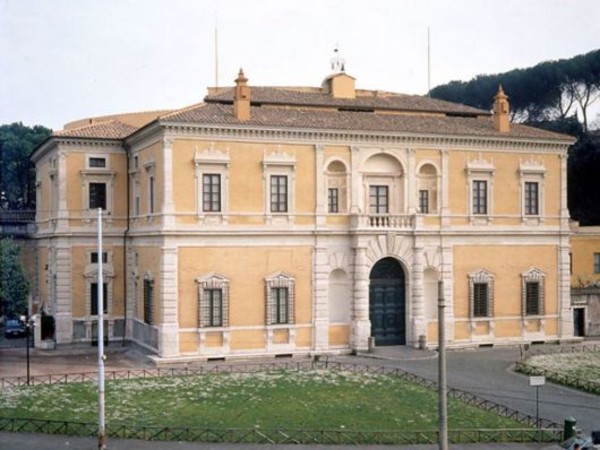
{"left": 1, "top": 369, "right": 525, "bottom": 431}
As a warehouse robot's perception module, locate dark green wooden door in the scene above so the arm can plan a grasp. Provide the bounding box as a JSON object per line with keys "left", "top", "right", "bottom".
{"left": 369, "top": 257, "right": 405, "bottom": 346}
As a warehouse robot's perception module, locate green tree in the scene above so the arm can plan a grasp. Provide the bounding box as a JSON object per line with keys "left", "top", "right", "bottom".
{"left": 568, "top": 131, "right": 600, "bottom": 225}
{"left": 0, "top": 122, "right": 52, "bottom": 210}
{"left": 0, "top": 238, "right": 29, "bottom": 318}
{"left": 429, "top": 49, "right": 600, "bottom": 127}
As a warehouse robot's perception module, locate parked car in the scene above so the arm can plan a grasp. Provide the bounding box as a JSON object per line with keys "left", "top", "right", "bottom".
{"left": 560, "top": 435, "right": 600, "bottom": 449}
{"left": 4, "top": 319, "right": 27, "bottom": 338}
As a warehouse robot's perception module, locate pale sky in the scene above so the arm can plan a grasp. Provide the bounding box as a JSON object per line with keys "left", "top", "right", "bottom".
{"left": 1, "top": 0, "right": 599, "bottom": 131}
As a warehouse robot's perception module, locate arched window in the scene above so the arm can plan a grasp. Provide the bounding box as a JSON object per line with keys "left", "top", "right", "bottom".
{"left": 326, "top": 160, "right": 348, "bottom": 214}
{"left": 417, "top": 163, "right": 438, "bottom": 214}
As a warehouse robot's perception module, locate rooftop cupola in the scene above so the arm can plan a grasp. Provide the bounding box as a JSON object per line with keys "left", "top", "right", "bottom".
{"left": 493, "top": 84, "right": 510, "bottom": 133}
{"left": 322, "top": 46, "right": 356, "bottom": 99}
{"left": 322, "top": 72, "right": 356, "bottom": 99}
{"left": 233, "top": 68, "right": 250, "bottom": 121}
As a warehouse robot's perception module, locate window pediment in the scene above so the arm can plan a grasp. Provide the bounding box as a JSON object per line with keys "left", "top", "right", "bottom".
{"left": 262, "top": 147, "right": 296, "bottom": 169}
{"left": 194, "top": 144, "right": 230, "bottom": 167}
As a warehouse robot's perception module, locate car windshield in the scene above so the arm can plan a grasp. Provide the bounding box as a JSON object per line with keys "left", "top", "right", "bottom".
{"left": 6, "top": 320, "right": 22, "bottom": 327}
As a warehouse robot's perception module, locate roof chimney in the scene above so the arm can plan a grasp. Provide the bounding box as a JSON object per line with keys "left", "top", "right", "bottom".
{"left": 493, "top": 85, "right": 510, "bottom": 133}
{"left": 233, "top": 68, "right": 250, "bottom": 121}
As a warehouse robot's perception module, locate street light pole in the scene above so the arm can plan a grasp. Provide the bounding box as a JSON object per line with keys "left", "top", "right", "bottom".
{"left": 438, "top": 280, "right": 448, "bottom": 450}
{"left": 97, "top": 208, "right": 106, "bottom": 450}
{"left": 26, "top": 317, "right": 30, "bottom": 386}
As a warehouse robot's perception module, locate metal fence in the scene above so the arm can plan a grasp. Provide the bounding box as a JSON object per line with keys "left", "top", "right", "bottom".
{"left": 0, "top": 359, "right": 564, "bottom": 443}
{"left": 0, "top": 417, "right": 563, "bottom": 445}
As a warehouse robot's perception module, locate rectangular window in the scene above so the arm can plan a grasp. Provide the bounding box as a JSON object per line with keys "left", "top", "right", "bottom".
{"left": 203, "top": 289, "right": 223, "bottom": 327}
{"left": 369, "top": 185, "right": 389, "bottom": 214}
{"left": 524, "top": 181, "right": 539, "bottom": 215}
{"left": 594, "top": 253, "right": 600, "bottom": 274}
{"left": 525, "top": 281, "right": 540, "bottom": 315}
{"left": 473, "top": 282, "right": 488, "bottom": 317}
{"left": 271, "top": 287, "right": 289, "bottom": 324}
{"left": 419, "top": 189, "right": 429, "bottom": 214}
{"left": 149, "top": 176, "right": 155, "bottom": 214}
{"left": 135, "top": 195, "right": 140, "bottom": 216}
{"left": 89, "top": 182, "right": 107, "bottom": 210}
{"left": 202, "top": 174, "right": 221, "bottom": 212}
{"left": 91, "top": 283, "right": 108, "bottom": 315}
{"left": 90, "top": 252, "right": 108, "bottom": 264}
{"left": 143, "top": 279, "right": 154, "bottom": 325}
{"left": 89, "top": 157, "right": 106, "bottom": 168}
{"left": 472, "top": 180, "right": 487, "bottom": 215}
{"left": 270, "top": 175, "right": 288, "bottom": 213}
{"left": 328, "top": 188, "right": 339, "bottom": 213}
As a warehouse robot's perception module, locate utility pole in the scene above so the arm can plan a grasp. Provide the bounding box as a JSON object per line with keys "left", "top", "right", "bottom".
{"left": 438, "top": 280, "right": 448, "bottom": 450}
{"left": 97, "top": 208, "right": 106, "bottom": 450}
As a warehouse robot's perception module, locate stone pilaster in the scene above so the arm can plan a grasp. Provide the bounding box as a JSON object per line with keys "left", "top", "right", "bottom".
{"left": 315, "top": 144, "right": 326, "bottom": 226}
{"left": 56, "top": 151, "right": 69, "bottom": 229}
{"left": 54, "top": 243, "right": 72, "bottom": 344}
{"left": 440, "top": 149, "right": 450, "bottom": 226}
{"left": 313, "top": 245, "right": 329, "bottom": 350}
{"left": 351, "top": 246, "right": 370, "bottom": 351}
{"left": 411, "top": 243, "right": 426, "bottom": 345}
{"left": 158, "top": 246, "right": 178, "bottom": 357}
{"left": 162, "top": 138, "right": 175, "bottom": 228}
{"left": 407, "top": 148, "right": 417, "bottom": 214}
{"left": 350, "top": 146, "right": 361, "bottom": 214}
{"left": 558, "top": 239, "right": 574, "bottom": 339}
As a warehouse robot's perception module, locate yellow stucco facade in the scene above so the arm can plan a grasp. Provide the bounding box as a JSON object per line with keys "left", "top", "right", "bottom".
{"left": 30, "top": 70, "right": 581, "bottom": 360}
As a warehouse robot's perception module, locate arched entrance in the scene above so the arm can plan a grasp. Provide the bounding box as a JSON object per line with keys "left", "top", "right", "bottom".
{"left": 369, "top": 257, "right": 406, "bottom": 345}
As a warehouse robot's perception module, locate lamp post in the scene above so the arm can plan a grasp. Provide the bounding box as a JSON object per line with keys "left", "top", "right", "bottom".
{"left": 25, "top": 315, "right": 35, "bottom": 386}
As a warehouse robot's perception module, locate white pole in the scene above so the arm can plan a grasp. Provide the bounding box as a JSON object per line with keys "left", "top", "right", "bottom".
{"left": 97, "top": 208, "right": 106, "bottom": 449}
{"left": 427, "top": 27, "right": 431, "bottom": 96}
{"left": 438, "top": 280, "right": 448, "bottom": 450}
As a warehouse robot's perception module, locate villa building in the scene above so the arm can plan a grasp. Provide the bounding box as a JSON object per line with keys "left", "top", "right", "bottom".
{"left": 30, "top": 68, "right": 577, "bottom": 361}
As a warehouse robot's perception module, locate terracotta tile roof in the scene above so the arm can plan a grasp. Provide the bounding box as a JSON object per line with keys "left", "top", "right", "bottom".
{"left": 204, "top": 86, "right": 488, "bottom": 116}
{"left": 163, "top": 103, "right": 573, "bottom": 141}
{"left": 54, "top": 120, "right": 137, "bottom": 139}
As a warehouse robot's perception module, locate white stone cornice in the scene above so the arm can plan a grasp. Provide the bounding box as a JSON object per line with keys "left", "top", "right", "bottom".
{"left": 160, "top": 123, "right": 573, "bottom": 154}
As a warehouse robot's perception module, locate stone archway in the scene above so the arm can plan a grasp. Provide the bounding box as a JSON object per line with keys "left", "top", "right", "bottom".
{"left": 369, "top": 257, "right": 406, "bottom": 345}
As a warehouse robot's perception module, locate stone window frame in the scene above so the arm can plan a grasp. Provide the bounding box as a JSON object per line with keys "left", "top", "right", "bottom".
{"left": 468, "top": 269, "right": 494, "bottom": 318}
{"left": 416, "top": 161, "right": 440, "bottom": 215}
{"left": 466, "top": 157, "right": 495, "bottom": 224}
{"left": 519, "top": 160, "right": 546, "bottom": 224}
{"left": 80, "top": 152, "right": 115, "bottom": 220}
{"left": 521, "top": 268, "right": 545, "bottom": 316}
{"left": 265, "top": 272, "right": 295, "bottom": 325}
{"left": 325, "top": 158, "right": 349, "bottom": 214}
{"left": 195, "top": 273, "right": 230, "bottom": 328}
{"left": 262, "top": 148, "right": 296, "bottom": 224}
{"left": 194, "top": 145, "right": 230, "bottom": 224}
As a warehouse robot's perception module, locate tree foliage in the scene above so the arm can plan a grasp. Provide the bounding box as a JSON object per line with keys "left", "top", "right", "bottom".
{"left": 430, "top": 49, "right": 600, "bottom": 130}
{"left": 0, "top": 122, "right": 51, "bottom": 210}
{"left": 568, "top": 131, "right": 600, "bottom": 225}
{"left": 0, "top": 238, "right": 29, "bottom": 318}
